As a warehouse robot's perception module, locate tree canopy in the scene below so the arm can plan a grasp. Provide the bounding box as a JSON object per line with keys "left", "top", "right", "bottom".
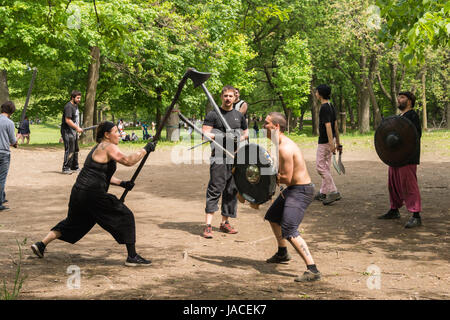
{"left": 1, "top": 0, "right": 449, "bottom": 133}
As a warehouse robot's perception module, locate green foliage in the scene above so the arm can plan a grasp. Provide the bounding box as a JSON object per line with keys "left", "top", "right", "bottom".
{"left": 1, "top": 0, "right": 448, "bottom": 131}
{"left": 377, "top": 0, "right": 450, "bottom": 64}
{"left": 272, "top": 35, "right": 312, "bottom": 116}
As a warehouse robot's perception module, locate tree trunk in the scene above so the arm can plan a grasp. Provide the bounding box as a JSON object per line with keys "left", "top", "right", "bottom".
{"left": 310, "top": 82, "right": 320, "bottom": 136}
{"left": 359, "top": 87, "right": 371, "bottom": 133}
{"left": 377, "top": 61, "right": 405, "bottom": 115}
{"left": 358, "top": 53, "right": 371, "bottom": 134}
{"left": 447, "top": 102, "right": 450, "bottom": 129}
{"left": 93, "top": 100, "right": 97, "bottom": 125}
{"left": 299, "top": 109, "right": 306, "bottom": 131}
{"left": 166, "top": 109, "right": 180, "bottom": 142}
{"left": 338, "top": 92, "right": 346, "bottom": 134}
{"left": 292, "top": 115, "right": 298, "bottom": 132}
{"left": 367, "top": 55, "right": 381, "bottom": 130}
{"left": 443, "top": 74, "right": 450, "bottom": 129}
{"left": 155, "top": 86, "right": 165, "bottom": 131}
{"left": 20, "top": 68, "right": 37, "bottom": 123}
{"left": 156, "top": 106, "right": 162, "bottom": 131}
{"left": 348, "top": 104, "right": 355, "bottom": 130}
{"left": 81, "top": 46, "right": 100, "bottom": 144}
{"left": 285, "top": 108, "right": 292, "bottom": 133}
{"left": 421, "top": 69, "right": 427, "bottom": 131}
{"left": 133, "top": 111, "right": 137, "bottom": 126}
{"left": 262, "top": 64, "right": 290, "bottom": 131}
{"left": 0, "top": 70, "right": 9, "bottom": 104}
{"left": 389, "top": 62, "right": 399, "bottom": 113}
{"left": 368, "top": 81, "right": 381, "bottom": 129}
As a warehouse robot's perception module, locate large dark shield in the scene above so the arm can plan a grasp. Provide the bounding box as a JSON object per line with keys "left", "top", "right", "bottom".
{"left": 374, "top": 115, "right": 418, "bottom": 167}
{"left": 233, "top": 143, "right": 277, "bottom": 204}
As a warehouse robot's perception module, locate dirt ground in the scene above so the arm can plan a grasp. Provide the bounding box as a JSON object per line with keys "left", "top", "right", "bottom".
{"left": 0, "top": 142, "right": 449, "bottom": 300}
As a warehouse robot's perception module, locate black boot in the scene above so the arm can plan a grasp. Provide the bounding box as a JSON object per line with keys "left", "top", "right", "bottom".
{"left": 405, "top": 213, "right": 422, "bottom": 228}
{"left": 378, "top": 209, "right": 400, "bottom": 219}
{"left": 31, "top": 241, "right": 46, "bottom": 258}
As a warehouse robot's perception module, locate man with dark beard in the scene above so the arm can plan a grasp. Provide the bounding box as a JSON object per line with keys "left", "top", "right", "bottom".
{"left": 378, "top": 91, "right": 423, "bottom": 228}
{"left": 61, "top": 90, "right": 83, "bottom": 174}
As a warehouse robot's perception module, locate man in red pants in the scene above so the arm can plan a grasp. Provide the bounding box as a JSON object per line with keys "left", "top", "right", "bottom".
{"left": 378, "top": 91, "right": 422, "bottom": 228}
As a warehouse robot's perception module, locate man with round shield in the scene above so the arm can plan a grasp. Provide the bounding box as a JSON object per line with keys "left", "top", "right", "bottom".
{"left": 263, "top": 112, "right": 321, "bottom": 282}
{"left": 378, "top": 91, "right": 422, "bottom": 228}
{"left": 202, "top": 85, "right": 248, "bottom": 238}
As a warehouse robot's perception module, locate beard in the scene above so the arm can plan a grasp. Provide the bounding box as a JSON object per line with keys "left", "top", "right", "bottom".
{"left": 397, "top": 102, "right": 407, "bottom": 111}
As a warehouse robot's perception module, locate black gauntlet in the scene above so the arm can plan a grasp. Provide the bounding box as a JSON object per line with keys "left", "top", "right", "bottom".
{"left": 144, "top": 141, "right": 156, "bottom": 153}
{"left": 120, "top": 180, "right": 135, "bottom": 191}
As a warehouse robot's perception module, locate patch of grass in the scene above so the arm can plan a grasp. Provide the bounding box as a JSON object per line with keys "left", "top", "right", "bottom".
{"left": 18, "top": 122, "right": 450, "bottom": 157}
{"left": 19, "top": 123, "right": 62, "bottom": 144}
{"left": 2, "top": 239, "right": 27, "bottom": 300}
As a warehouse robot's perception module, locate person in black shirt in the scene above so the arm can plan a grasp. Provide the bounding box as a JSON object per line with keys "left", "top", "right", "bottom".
{"left": 31, "top": 121, "right": 156, "bottom": 266}
{"left": 378, "top": 91, "right": 423, "bottom": 228}
{"left": 314, "top": 84, "right": 342, "bottom": 205}
{"left": 61, "top": 90, "right": 83, "bottom": 174}
{"left": 202, "top": 85, "right": 248, "bottom": 238}
{"left": 17, "top": 116, "right": 31, "bottom": 144}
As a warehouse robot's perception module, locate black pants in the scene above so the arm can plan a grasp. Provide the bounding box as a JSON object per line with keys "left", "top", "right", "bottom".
{"left": 52, "top": 186, "right": 136, "bottom": 244}
{"left": 205, "top": 161, "right": 237, "bottom": 217}
{"left": 62, "top": 129, "right": 79, "bottom": 171}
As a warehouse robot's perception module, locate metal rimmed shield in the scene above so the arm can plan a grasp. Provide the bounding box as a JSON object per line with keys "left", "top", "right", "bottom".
{"left": 374, "top": 115, "right": 418, "bottom": 167}
{"left": 233, "top": 143, "right": 277, "bottom": 205}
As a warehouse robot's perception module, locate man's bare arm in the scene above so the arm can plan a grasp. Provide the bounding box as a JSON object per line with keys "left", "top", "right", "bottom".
{"left": 325, "top": 122, "right": 335, "bottom": 153}
{"left": 239, "top": 102, "right": 248, "bottom": 115}
{"left": 65, "top": 117, "right": 83, "bottom": 133}
{"left": 202, "top": 125, "right": 215, "bottom": 140}
{"left": 334, "top": 121, "right": 340, "bottom": 147}
{"left": 240, "top": 128, "right": 249, "bottom": 141}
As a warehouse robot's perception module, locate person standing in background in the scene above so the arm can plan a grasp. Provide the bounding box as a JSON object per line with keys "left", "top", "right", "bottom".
{"left": 61, "top": 90, "right": 83, "bottom": 174}
{"left": 17, "top": 115, "right": 31, "bottom": 144}
{"left": 0, "top": 101, "right": 18, "bottom": 211}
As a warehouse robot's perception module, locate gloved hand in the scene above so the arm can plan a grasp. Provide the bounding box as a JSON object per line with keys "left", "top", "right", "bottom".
{"left": 120, "top": 180, "right": 135, "bottom": 191}
{"left": 225, "top": 132, "right": 238, "bottom": 143}
{"left": 337, "top": 144, "right": 343, "bottom": 152}
{"left": 143, "top": 141, "right": 156, "bottom": 153}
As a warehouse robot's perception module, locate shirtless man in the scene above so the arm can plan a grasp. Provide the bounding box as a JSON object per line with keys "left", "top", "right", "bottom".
{"left": 263, "top": 112, "right": 320, "bottom": 282}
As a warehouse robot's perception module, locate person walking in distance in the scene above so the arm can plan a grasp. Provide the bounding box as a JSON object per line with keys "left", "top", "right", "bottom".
{"left": 314, "top": 84, "right": 342, "bottom": 205}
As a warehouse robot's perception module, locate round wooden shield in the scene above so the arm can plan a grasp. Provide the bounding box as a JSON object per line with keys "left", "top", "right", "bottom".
{"left": 374, "top": 115, "right": 418, "bottom": 167}
{"left": 233, "top": 143, "right": 277, "bottom": 205}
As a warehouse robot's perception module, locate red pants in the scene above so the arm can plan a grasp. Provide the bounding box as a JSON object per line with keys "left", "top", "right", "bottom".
{"left": 388, "top": 165, "right": 421, "bottom": 213}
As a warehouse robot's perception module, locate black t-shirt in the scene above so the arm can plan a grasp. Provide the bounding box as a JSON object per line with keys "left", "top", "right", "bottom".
{"left": 203, "top": 107, "right": 247, "bottom": 157}
{"left": 401, "top": 109, "right": 421, "bottom": 165}
{"left": 61, "top": 101, "right": 79, "bottom": 132}
{"left": 318, "top": 102, "right": 337, "bottom": 144}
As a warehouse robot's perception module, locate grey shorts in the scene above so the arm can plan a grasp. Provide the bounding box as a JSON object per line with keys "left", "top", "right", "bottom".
{"left": 264, "top": 184, "right": 314, "bottom": 239}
